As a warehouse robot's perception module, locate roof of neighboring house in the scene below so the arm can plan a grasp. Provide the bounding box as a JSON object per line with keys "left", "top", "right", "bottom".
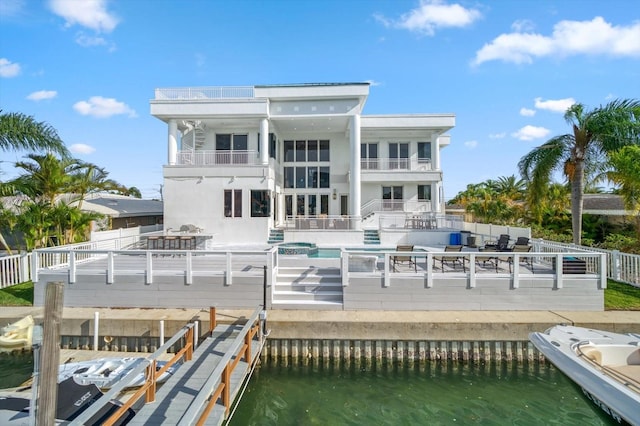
{"left": 71, "top": 194, "right": 163, "bottom": 218}
{"left": 1, "top": 194, "right": 163, "bottom": 218}
{"left": 582, "top": 194, "right": 631, "bottom": 216}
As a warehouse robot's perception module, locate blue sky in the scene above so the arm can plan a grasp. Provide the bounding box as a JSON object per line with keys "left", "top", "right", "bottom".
{"left": 1, "top": 0, "right": 639, "bottom": 200}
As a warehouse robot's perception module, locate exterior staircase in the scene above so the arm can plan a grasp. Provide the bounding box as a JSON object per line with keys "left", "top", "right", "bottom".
{"left": 267, "top": 229, "right": 284, "bottom": 244}
{"left": 364, "top": 229, "right": 380, "bottom": 245}
{"left": 272, "top": 258, "right": 343, "bottom": 309}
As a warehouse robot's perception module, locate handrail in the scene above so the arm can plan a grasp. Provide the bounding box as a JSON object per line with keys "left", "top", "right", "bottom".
{"left": 70, "top": 323, "right": 196, "bottom": 425}
{"left": 177, "top": 306, "right": 264, "bottom": 425}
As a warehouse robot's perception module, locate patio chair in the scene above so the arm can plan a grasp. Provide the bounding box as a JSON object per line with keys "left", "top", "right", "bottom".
{"left": 432, "top": 245, "right": 465, "bottom": 272}
{"left": 485, "top": 234, "right": 511, "bottom": 251}
{"left": 498, "top": 244, "right": 533, "bottom": 273}
{"left": 475, "top": 247, "right": 498, "bottom": 272}
{"left": 391, "top": 245, "right": 417, "bottom": 272}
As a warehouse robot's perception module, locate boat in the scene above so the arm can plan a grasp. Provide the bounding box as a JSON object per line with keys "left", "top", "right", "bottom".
{"left": 0, "top": 315, "right": 35, "bottom": 353}
{"left": 0, "top": 377, "right": 135, "bottom": 425}
{"left": 58, "top": 357, "right": 179, "bottom": 389}
{"left": 529, "top": 325, "right": 640, "bottom": 425}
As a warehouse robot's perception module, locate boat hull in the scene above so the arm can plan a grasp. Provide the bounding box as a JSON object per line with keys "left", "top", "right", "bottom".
{"left": 530, "top": 325, "right": 640, "bottom": 425}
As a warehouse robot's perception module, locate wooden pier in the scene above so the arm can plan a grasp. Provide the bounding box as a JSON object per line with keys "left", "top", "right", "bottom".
{"left": 69, "top": 306, "right": 265, "bottom": 426}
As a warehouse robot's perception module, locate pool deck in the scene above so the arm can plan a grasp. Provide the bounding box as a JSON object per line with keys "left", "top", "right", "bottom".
{"left": 1, "top": 307, "right": 638, "bottom": 341}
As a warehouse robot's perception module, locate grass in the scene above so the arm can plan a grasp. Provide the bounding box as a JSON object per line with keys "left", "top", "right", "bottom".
{"left": 0, "top": 281, "right": 34, "bottom": 306}
{"left": 1, "top": 279, "right": 639, "bottom": 310}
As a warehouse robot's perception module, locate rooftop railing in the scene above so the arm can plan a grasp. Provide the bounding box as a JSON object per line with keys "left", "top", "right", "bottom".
{"left": 154, "top": 86, "right": 255, "bottom": 100}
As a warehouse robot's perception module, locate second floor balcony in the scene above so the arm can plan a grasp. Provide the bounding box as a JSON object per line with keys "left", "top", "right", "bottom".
{"left": 361, "top": 158, "right": 432, "bottom": 171}
{"left": 176, "top": 150, "right": 260, "bottom": 166}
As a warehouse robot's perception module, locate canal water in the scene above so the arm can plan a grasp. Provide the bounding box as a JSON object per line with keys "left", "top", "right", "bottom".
{"left": 231, "top": 360, "right": 615, "bottom": 425}
{"left": 2, "top": 354, "right": 615, "bottom": 425}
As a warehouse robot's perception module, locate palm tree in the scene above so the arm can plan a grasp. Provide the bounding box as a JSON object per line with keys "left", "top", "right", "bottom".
{"left": 608, "top": 145, "right": 640, "bottom": 239}
{"left": 519, "top": 99, "right": 640, "bottom": 245}
{"left": 0, "top": 111, "right": 68, "bottom": 156}
{"left": 70, "top": 162, "right": 125, "bottom": 210}
{"left": 11, "top": 153, "right": 81, "bottom": 206}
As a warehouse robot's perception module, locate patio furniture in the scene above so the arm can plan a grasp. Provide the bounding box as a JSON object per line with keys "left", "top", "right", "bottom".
{"left": 498, "top": 244, "right": 533, "bottom": 272}
{"left": 391, "top": 245, "right": 417, "bottom": 272}
{"left": 484, "top": 234, "right": 511, "bottom": 251}
{"left": 475, "top": 247, "right": 498, "bottom": 272}
{"left": 432, "top": 245, "right": 465, "bottom": 272}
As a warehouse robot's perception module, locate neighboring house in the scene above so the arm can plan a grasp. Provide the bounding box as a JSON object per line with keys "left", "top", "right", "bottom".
{"left": 583, "top": 194, "right": 636, "bottom": 225}
{"left": 151, "top": 82, "right": 454, "bottom": 244}
{"left": 70, "top": 193, "right": 163, "bottom": 230}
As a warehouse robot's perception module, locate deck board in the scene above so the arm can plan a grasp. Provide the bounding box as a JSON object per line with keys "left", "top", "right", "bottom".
{"left": 128, "top": 323, "right": 262, "bottom": 425}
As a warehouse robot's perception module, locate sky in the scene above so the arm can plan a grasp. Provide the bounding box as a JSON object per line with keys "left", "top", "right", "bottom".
{"left": 1, "top": 0, "right": 639, "bottom": 200}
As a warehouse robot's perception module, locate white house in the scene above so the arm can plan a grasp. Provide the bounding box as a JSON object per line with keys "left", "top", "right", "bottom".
{"left": 150, "top": 83, "right": 455, "bottom": 245}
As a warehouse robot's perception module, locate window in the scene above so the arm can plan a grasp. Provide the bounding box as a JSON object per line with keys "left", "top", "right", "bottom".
{"left": 319, "top": 140, "right": 330, "bottom": 161}
{"left": 296, "top": 140, "right": 306, "bottom": 161}
{"left": 308, "top": 167, "right": 318, "bottom": 188}
{"left": 284, "top": 167, "right": 294, "bottom": 188}
{"left": 307, "top": 140, "right": 318, "bottom": 161}
{"left": 319, "top": 167, "right": 330, "bottom": 188}
{"left": 382, "top": 186, "right": 403, "bottom": 210}
{"left": 269, "top": 133, "right": 277, "bottom": 159}
{"left": 284, "top": 140, "right": 294, "bottom": 162}
{"left": 361, "top": 143, "right": 378, "bottom": 169}
{"left": 224, "top": 189, "right": 242, "bottom": 218}
{"left": 418, "top": 142, "right": 431, "bottom": 163}
{"left": 251, "top": 190, "right": 270, "bottom": 217}
{"left": 389, "top": 143, "right": 409, "bottom": 169}
{"left": 216, "top": 134, "right": 248, "bottom": 164}
{"left": 296, "top": 167, "right": 306, "bottom": 188}
{"left": 418, "top": 185, "right": 431, "bottom": 201}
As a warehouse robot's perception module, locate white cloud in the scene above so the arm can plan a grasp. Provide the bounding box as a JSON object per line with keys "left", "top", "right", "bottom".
{"left": 48, "top": 0, "right": 119, "bottom": 32}
{"left": 489, "top": 132, "right": 506, "bottom": 139}
{"left": 69, "top": 143, "right": 96, "bottom": 154}
{"left": 0, "top": 0, "right": 25, "bottom": 17}
{"left": 75, "top": 32, "right": 107, "bottom": 47}
{"left": 73, "top": 96, "right": 137, "bottom": 118}
{"left": 512, "top": 125, "right": 550, "bottom": 141}
{"left": 534, "top": 97, "right": 575, "bottom": 113}
{"left": 464, "top": 140, "right": 478, "bottom": 149}
{"left": 375, "top": 0, "right": 481, "bottom": 36}
{"left": 26, "top": 90, "right": 58, "bottom": 101}
{"left": 511, "top": 19, "right": 534, "bottom": 33}
{"left": 520, "top": 107, "right": 536, "bottom": 117}
{"left": 473, "top": 17, "right": 640, "bottom": 65}
{"left": 0, "top": 58, "right": 21, "bottom": 77}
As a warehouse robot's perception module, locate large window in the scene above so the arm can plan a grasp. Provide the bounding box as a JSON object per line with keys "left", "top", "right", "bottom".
{"left": 251, "top": 190, "right": 270, "bottom": 217}
{"left": 284, "top": 140, "right": 330, "bottom": 162}
{"left": 382, "top": 186, "right": 403, "bottom": 210}
{"left": 418, "top": 185, "right": 431, "bottom": 201}
{"left": 418, "top": 142, "right": 431, "bottom": 163}
{"left": 224, "top": 189, "right": 242, "bottom": 218}
{"left": 216, "top": 134, "right": 248, "bottom": 164}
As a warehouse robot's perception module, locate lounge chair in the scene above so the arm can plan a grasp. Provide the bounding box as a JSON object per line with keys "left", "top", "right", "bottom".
{"left": 485, "top": 234, "right": 511, "bottom": 251}
{"left": 498, "top": 244, "right": 533, "bottom": 273}
{"left": 391, "top": 245, "right": 417, "bottom": 272}
{"left": 475, "top": 247, "right": 498, "bottom": 272}
{"left": 432, "top": 245, "right": 465, "bottom": 272}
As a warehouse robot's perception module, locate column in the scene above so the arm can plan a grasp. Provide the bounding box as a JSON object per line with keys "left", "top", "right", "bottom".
{"left": 349, "top": 114, "right": 361, "bottom": 228}
{"left": 432, "top": 135, "right": 440, "bottom": 171}
{"left": 260, "top": 118, "right": 269, "bottom": 165}
{"left": 168, "top": 119, "right": 178, "bottom": 165}
{"left": 431, "top": 182, "right": 438, "bottom": 213}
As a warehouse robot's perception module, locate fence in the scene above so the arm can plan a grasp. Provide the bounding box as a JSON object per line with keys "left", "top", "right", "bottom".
{"left": 0, "top": 253, "right": 30, "bottom": 289}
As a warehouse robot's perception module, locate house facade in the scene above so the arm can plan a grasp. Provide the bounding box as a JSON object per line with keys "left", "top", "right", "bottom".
{"left": 151, "top": 83, "right": 455, "bottom": 244}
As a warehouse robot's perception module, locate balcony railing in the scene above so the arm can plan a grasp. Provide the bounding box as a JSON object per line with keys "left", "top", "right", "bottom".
{"left": 154, "top": 86, "right": 255, "bottom": 100}
{"left": 176, "top": 150, "right": 259, "bottom": 166}
{"left": 361, "top": 199, "right": 432, "bottom": 217}
{"left": 361, "top": 158, "right": 432, "bottom": 171}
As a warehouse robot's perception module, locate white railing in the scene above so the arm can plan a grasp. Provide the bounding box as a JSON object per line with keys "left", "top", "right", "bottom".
{"left": 533, "top": 239, "right": 640, "bottom": 287}
{"left": 154, "top": 86, "right": 255, "bottom": 100}
{"left": 344, "top": 249, "right": 607, "bottom": 290}
{"left": 0, "top": 253, "right": 31, "bottom": 288}
{"left": 176, "top": 150, "right": 259, "bottom": 166}
{"left": 32, "top": 248, "right": 275, "bottom": 286}
{"left": 378, "top": 214, "right": 462, "bottom": 230}
{"left": 361, "top": 199, "right": 433, "bottom": 217}
{"left": 283, "top": 215, "right": 359, "bottom": 230}
{"left": 361, "top": 158, "right": 432, "bottom": 172}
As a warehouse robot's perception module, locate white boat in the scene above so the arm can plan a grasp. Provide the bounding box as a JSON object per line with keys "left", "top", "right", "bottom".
{"left": 0, "top": 315, "right": 34, "bottom": 353}
{"left": 529, "top": 325, "right": 640, "bottom": 425}
{"left": 58, "top": 357, "right": 179, "bottom": 390}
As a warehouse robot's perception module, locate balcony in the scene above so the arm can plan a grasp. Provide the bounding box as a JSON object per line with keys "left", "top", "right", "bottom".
{"left": 361, "top": 158, "right": 432, "bottom": 171}
{"left": 154, "top": 86, "right": 255, "bottom": 100}
{"left": 175, "top": 150, "right": 259, "bottom": 166}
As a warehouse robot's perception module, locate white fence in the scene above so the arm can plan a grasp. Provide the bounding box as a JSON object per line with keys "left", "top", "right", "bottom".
{"left": 0, "top": 253, "right": 30, "bottom": 289}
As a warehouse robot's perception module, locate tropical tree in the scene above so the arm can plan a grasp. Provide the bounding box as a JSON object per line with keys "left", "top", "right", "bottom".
{"left": 11, "top": 153, "right": 81, "bottom": 206}
{"left": 608, "top": 145, "right": 640, "bottom": 239}
{"left": 70, "top": 162, "right": 125, "bottom": 209}
{"left": 518, "top": 99, "right": 640, "bottom": 245}
{"left": 0, "top": 111, "right": 68, "bottom": 156}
